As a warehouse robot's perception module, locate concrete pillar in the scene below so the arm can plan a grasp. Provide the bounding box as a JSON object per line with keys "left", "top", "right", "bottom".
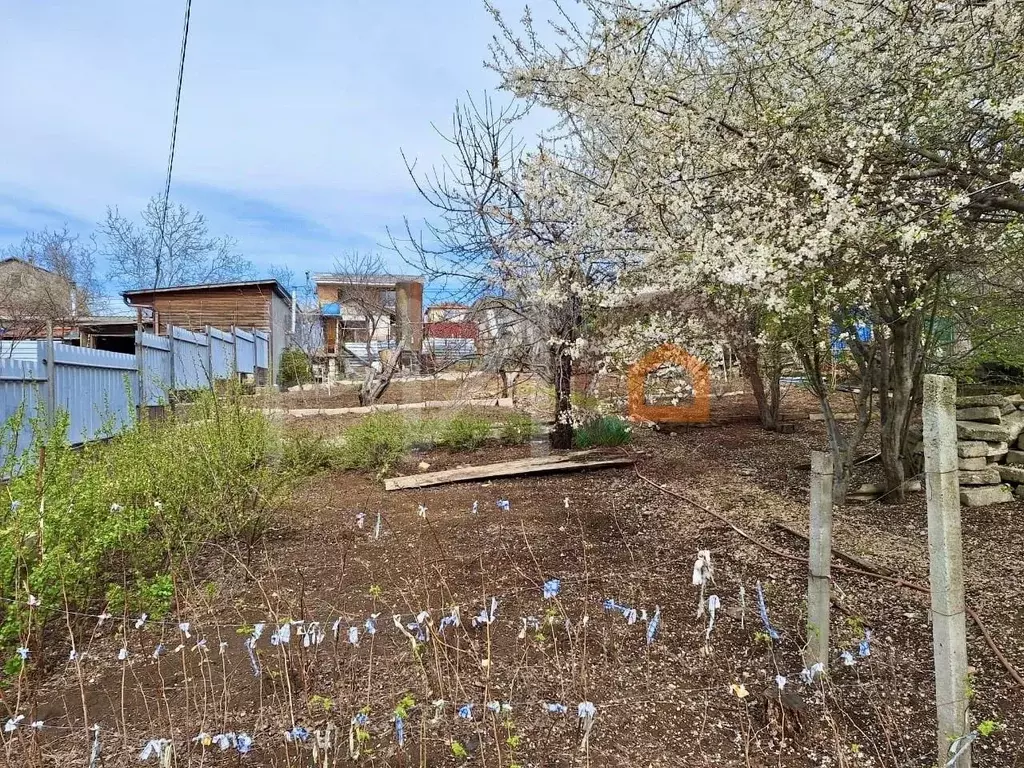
{"left": 922, "top": 374, "right": 971, "bottom": 768}
{"left": 805, "top": 450, "right": 834, "bottom": 671}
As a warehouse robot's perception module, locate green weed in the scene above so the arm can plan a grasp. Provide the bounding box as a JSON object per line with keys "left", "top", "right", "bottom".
{"left": 434, "top": 413, "right": 491, "bottom": 451}
{"left": 500, "top": 411, "right": 536, "bottom": 445}
{"left": 573, "top": 415, "right": 632, "bottom": 448}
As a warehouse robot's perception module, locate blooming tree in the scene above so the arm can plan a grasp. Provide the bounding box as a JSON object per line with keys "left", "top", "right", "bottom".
{"left": 482, "top": 0, "right": 1024, "bottom": 496}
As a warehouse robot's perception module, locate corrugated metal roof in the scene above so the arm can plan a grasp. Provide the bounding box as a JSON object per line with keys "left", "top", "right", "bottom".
{"left": 122, "top": 279, "right": 291, "bottom": 302}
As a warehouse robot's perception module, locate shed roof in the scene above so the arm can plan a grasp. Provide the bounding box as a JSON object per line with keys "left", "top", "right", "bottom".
{"left": 122, "top": 279, "right": 292, "bottom": 303}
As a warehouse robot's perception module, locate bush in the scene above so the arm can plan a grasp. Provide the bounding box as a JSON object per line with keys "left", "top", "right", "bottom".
{"left": 339, "top": 412, "right": 411, "bottom": 475}
{"left": 573, "top": 415, "right": 632, "bottom": 448}
{"left": 500, "top": 411, "right": 536, "bottom": 444}
{"left": 0, "top": 389, "right": 305, "bottom": 652}
{"left": 279, "top": 347, "right": 312, "bottom": 388}
{"left": 434, "top": 413, "right": 492, "bottom": 451}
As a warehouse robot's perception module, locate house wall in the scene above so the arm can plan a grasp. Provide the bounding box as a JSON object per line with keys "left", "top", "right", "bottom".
{"left": 268, "top": 290, "right": 292, "bottom": 383}
{"left": 0, "top": 258, "right": 89, "bottom": 332}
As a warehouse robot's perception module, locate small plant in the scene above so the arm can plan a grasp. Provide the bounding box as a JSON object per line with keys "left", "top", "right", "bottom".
{"left": 138, "top": 574, "right": 175, "bottom": 619}
{"left": 500, "top": 411, "right": 536, "bottom": 444}
{"left": 978, "top": 719, "right": 1002, "bottom": 737}
{"left": 450, "top": 741, "right": 468, "bottom": 759}
{"left": 340, "top": 412, "right": 411, "bottom": 475}
{"left": 573, "top": 415, "right": 632, "bottom": 448}
{"left": 434, "top": 413, "right": 492, "bottom": 451}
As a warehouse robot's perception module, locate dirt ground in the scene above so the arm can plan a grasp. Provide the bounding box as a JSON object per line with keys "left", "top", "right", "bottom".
{"left": 12, "top": 386, "right": 1024, "bottom": 767}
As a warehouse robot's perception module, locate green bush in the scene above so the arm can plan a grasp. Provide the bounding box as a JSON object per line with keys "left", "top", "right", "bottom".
{"left": 279, "top": 347, "right": 312, "bottom": 388}
{"left": 282, "top": 432, "right": 342, "bottom": 472}
{"left": 434, "top": 413, "right": 492, "bottom": 451}
{"left": 500, "top": 411, "right": 536, "bottom": 444}
{"left": 573, "top": 415, "right": 632, "bottom": 448}
{"left": 0, "top": 389, "right": 305, "bottom": 653}
{"left": 339, "top": 412, "right": 411, "bottom": 475}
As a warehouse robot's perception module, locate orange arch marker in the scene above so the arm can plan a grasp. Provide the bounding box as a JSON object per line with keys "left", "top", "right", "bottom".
{"left": 627, "top": 344, "right": 710, "bottom": 424}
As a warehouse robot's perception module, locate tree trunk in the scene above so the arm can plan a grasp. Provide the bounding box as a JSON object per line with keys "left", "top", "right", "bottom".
{"left": 550, "top": 345, "right": 574, "bottom": 450}
{"left": 498, "top": 369, "right": 510, "bottom": 399}
{"left": 737, "top": 343, "right": 781, "bottom": 430}
{"left": 877, "top": 312, "right": 923, "bottom": 501}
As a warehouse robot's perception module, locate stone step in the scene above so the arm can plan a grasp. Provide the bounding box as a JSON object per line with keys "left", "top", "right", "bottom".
{"left": 956, "top": 420, "right": 1012, "bottom": 442}
{"left": 996, "top": 465, "right": 1024, "bottom": 484}
{"left": 955, "top": 405, "right": 1002, "bottom": 423}
{"left": 960, "top": 484, "right": 1014, "bottom": 507}
{"left": 958, "top": 468, "right": 1001, "bottom": 486}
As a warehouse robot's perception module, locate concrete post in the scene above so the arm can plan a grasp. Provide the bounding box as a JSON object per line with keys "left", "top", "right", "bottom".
{"left": 923, "top": 374, "right": 970, "bottom": 768}
{"left": 805, "top": 450, "right": 834, "bottom": 671}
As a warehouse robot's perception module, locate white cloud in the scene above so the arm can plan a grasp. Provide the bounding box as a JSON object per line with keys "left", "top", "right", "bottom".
{"left": 0, "top": 0, "right": 556, "bottom": 278}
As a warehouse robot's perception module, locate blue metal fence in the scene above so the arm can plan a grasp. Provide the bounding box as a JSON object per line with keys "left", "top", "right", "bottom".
{"left": 1, "top": 324, "right": 270, "bottom": 470}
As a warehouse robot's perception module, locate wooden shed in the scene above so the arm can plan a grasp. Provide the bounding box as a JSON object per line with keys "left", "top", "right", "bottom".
{"left": 122, "top": 280, "right": 292, "bottom": 382}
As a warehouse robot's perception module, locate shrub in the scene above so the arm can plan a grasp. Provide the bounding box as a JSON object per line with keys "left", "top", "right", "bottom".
{"left": 282, "top": 432, "right": 342, "bottom": 472}
{"left": 279, "top": 347, "right": 312, "bottom": 387}
{"left": 500, "top": 411, "right": 536, "bottom": 444}
{"left": 340, "top": 412, "right": 411, "bottom": 475}
{"left": 434, "top": 413, "right": 492, "bottom": 451}
{"left": 0, "top": 389, "right": 306, "bottom": 652}
{"left": 573, "top": 415, "right": 632, "bottom": 448}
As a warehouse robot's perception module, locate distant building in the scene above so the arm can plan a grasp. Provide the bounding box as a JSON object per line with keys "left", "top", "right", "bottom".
{"left": 0, "top": 257, "right": 89, "bottom": 340}
{"left": 425, "top": 302, "right": 471, "bottom": 323}
{"left": 312, "top": 272, "right": 424, "bottom": 380}
{"left": 122, "top": 279, "right": 293, "bottom": 379}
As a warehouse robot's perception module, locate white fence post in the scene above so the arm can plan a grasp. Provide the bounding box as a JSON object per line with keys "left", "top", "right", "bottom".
{"left": 923, "top": 374, "right": 971, "bottom": 768}
{"left": 805, "top": 450, "right": 834, "bottom": 671}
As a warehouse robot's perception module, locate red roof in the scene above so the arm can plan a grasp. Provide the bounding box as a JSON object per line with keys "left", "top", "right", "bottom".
{"left": 425, "top": 320, "right": 478, "bottom": 339}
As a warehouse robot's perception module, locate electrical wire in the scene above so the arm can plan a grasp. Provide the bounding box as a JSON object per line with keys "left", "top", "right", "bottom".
{"left": 154, "top": 0, "right": 193, "bottom": 290}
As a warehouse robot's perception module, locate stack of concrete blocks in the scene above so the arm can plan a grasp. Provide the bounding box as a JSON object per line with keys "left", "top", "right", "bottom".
{"left": 948, "top": 394, "right": 1024, "bottom": 507}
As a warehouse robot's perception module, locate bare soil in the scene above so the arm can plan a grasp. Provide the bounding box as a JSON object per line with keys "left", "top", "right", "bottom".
{"left": 12, "top": 389, "right": 1024, "bottom": 767}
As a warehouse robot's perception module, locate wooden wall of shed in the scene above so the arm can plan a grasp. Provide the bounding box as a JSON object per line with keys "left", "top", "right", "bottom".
{"left": 131, "top": 287, "right": 273, "bottom": 331}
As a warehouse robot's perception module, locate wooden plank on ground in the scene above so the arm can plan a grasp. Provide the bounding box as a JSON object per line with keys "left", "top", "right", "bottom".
{"left": 383, "top": 452, "right": 634, "bottom": 491}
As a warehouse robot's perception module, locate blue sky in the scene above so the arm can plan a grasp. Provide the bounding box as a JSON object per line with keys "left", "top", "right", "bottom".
{"left": 0, "top": 1, "right": 557, "bottom": 303}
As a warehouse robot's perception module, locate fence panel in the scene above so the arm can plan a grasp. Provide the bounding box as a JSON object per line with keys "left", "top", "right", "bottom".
{"left": 255, "top": 331, "right": 269, "bottom": 371}
{"left": 138, "top": 332, "right": 172, "bottom": 405}
{"left": 51, "top": 345, "right": 138, "bottom": 445}
{"left": 234, "top": 328, "right": 255, "bottom": 374}
{"left": 172, "top": 326, "right": 211, "bottom": 390}
{"left": 208, "top": 326, "right": 235, "bottom": 380}
{"left": 0, "top": 358, "right": 46, "bottom": 471}
{"left": 3, "top": 324, "right": 270, "bottom": 471}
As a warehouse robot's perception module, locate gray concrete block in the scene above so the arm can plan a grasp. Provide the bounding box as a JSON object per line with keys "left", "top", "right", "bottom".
{"left": 955, "top": 405, "right": 1003, "bottom": 423}
{"left": 958, "top": 468, "right": 1001, "bottom": 485}
{"left": 1006, "top": 410, "right": 1024, "bottom": 442}
{"left": 960, "top": 484, "right": 1014, "bottom": 507}
{"left": 958, "top": 456, "right": 987, "bottom": 471}
{"left": 957, "top": 440, "right": 988, "bottom": 458}
{"left": 996, "top": 465, "right": 1024, "bottom": 484}
{"left": 957, "top": 420, "right": 1011, "bottom": 442}
{"left": 956, "top": 394, "right": 1008, "bottom": 408}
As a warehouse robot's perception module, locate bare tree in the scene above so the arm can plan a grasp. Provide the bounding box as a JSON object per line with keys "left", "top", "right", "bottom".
{"left": 327, "top": 252, "right": 408, "bottom": 406}
{"left": 98, "top": 197, "right": 253, "bottom": 291}
{"left": 1, "top": 226, "right": 98, "bottom": 345}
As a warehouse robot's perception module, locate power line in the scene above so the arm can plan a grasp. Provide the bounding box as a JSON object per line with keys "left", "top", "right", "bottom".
{"left": 154, "top": 0, "right": 193, "bottom": 290}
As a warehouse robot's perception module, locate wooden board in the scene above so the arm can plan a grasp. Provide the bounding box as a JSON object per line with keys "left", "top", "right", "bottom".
{"left": 383, "top": 452, "right": 634, "bottom": 491}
